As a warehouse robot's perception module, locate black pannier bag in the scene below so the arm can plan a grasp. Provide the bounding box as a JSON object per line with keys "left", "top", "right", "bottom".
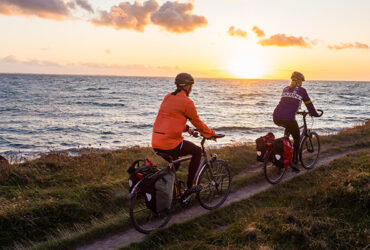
{"left": 255, "top": 132, "right": 275, "bottom": 162}
{"left": 271, "top": 137, "right": 293, "bottom": 168}
{"left": 127, "top": 159, "right": 158, "bottom": 192}
{"left": 142, "top": 166, "right": 175, "bottom": 214}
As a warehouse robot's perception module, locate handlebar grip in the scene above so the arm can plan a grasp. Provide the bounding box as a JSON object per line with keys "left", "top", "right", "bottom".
{"left": 211, "top": 134, "right": 225, "bottom": 139}
{"left": 192, "top": 131, "right": 200, "bottom": 138}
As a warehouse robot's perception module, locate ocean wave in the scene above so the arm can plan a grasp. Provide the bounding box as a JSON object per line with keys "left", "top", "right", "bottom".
{"left": 1, "top": 75, "right": 369, "bottom": 155}
{"left": 86, "top": 87, "right": 109, "bottom": 91}
{"left": 130, "top": 124, "right": 152, "bottom": 129}
{"left": 75, "top": 101, "right": 125, "bottom": 107}
{"left": 255, "top": 101, "right": 267, "bottom": 106}
{"left": 214, "top": 126, "right": 276, "bottom": 131}
{"left": 101, "top": 131, "right": 115, "bottom": 135}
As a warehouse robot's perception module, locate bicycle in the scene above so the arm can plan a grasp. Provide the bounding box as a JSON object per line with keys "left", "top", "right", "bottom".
{"left": 128, "top": 133, "right": 232, "bottom": 234}
{"left": 264, "top": 109, "right": 324, "bottom": 184}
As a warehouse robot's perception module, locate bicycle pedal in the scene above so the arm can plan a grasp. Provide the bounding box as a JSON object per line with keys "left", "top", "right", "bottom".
{"left": 181, "top": 195, "right": 191, "bottom": 204}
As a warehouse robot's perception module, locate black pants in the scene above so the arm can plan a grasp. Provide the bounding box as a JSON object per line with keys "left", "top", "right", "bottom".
{"left": 273, "top": 118, "right": 300, "bottom": 163}
{"left": 154, "top": 140, "right": 202, "bottom": 189}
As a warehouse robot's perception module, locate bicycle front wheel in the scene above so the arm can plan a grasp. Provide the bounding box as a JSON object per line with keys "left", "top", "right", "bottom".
{"left": 129, "top": 190, "right": 173, "bottom": 234}
{"left": 196, "top": 160, "right": 231, "bottom": 210}
{"left": 299, "top": 131, "right": 320, "bottom": 169}
{"left": 264, "top": 150, "right": 287, "bottom": 184}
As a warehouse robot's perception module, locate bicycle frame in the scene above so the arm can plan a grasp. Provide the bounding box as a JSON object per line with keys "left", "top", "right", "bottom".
{"left": 298, "top": 111, "right": 311, "bottom": 142}
{"left": 194, "top": 137, "right": 219, "bottom": 184}
{"left": 128, "top": 135, "right": 220, "bottom": 199}
{"left": 284, "top": 111, "right": 314, "bottom": 144}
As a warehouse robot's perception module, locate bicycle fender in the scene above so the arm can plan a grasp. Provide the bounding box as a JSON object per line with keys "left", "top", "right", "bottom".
{"left": 306, "top": 130, "right": 312, "bottom": 138}
{"left": 194, "top": 162, "right": 208, "bottom": 185}
{"left": 128, "top": 179, "right": 143, "bottom": 199}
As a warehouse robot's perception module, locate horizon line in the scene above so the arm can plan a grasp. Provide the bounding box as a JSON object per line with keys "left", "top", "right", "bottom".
{"left": 0, "top": 72, "right": 369, "bottom": 83}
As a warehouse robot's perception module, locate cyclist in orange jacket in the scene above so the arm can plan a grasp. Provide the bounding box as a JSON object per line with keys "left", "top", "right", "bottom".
{"left": 152, "top": 73, "right": 215, "bottom": 196}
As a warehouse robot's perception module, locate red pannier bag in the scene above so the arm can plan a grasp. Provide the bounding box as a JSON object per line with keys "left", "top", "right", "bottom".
{"left": 255, "top": 132, "right": 275, "bottom": 162}
{"left": 271, "top": 137, "right": 293, "bottom": 168}
{"left": 127, "top": 159, "right": 158, "bottom": 192}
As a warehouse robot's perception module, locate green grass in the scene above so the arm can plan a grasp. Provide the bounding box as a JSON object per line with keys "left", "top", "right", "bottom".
{"left": 0, "top": 120, "right": 369, "bottom": 249}
{"left": 123, "top": 149, "right": 370, "bottom": 250}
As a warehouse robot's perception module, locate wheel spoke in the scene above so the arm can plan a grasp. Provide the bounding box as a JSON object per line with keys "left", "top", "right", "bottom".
{"left": 197, "top": 160, "right": 231, "bottom": 210}
{"left": 300, "top": 132, "right": 320, "bottom": 169}
{"left": 129, "top": 191, "right": 172, "bottom": 234}
{"left": 264, "top": 151, "right": 287, "bottom": 184}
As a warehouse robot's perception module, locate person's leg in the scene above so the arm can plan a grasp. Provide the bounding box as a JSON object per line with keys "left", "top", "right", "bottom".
{"left": 153, "top": 144, "right": 181, "bottom": 169}
{"left": 175, "top": 140, "right": 202, "bottom": 189}
{"left": 273, "top": 118, "right": 300, "bottom": 168}
{"left": 283, "top": 120, "right": 300, "bottom": 163}
{"left": 274, "top": 118, "right": 290, "bottom": 137}
{"left": 154, "top": 140, "right": 201, "bottom": 189}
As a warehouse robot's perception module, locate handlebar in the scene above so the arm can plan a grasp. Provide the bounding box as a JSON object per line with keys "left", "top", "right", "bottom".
{"left": 192, "top": 129, "right": 225, "bottom": 140}
{"left": 297, "top": 109, "right": 324, "bottom": 117}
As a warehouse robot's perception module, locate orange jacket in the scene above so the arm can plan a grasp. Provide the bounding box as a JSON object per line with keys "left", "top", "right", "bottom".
{"left": 152, "top": 90, "right": 215, "bottom": 150}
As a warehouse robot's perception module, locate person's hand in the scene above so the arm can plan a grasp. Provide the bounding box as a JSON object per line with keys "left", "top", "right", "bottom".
{"left": 188, "top": 128, "right": 199, "bottom": 137}
{"left": 211, "top": 132, "right": 217, "bottom": 141}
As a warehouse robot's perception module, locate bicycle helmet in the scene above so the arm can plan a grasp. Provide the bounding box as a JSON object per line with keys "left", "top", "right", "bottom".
{"left": 291, "top": 71, "right": 305, "bottom": 81}
{"left": 175, "top": 73, "right": 194, "bottom": 87}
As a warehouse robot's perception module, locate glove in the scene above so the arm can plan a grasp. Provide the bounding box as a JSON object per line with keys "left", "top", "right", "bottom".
{"left": 188, "top": 128, "right": 199, "bottom": 137}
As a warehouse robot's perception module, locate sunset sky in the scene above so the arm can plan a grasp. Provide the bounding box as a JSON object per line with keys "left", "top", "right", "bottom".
{"left": 0, "top": 0, "right": 370, "bottom": 80}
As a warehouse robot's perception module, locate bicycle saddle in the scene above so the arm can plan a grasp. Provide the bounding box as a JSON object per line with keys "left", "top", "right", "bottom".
{"left": 155, "top": 152, "right": 174, "bottom": 163}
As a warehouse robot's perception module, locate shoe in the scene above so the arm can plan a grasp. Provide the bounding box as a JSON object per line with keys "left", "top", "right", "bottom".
{"left": 184, "top": 185, "right": 203, "bottom": 196}
{"left": 181, "top": 185, "right": 203, "bottom": 203}
{"left": 290, "top": 162, "right": 300, "bottom": 173}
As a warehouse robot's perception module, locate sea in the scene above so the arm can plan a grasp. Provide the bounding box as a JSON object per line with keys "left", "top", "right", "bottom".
{"left": 0, "top": 74, "right": 369, "bottom": 161}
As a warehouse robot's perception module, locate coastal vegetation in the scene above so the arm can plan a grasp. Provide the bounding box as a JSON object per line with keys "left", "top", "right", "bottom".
{"left": 0, "top": 121, "right": 369, "bottom": 249}
{"left": 125, "top": 149, "right": 370, "bottom": 249}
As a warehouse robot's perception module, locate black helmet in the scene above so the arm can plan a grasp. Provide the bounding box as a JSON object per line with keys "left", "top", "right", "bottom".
{"left": 175, "top": 73, "right": 194, "bottom": 87}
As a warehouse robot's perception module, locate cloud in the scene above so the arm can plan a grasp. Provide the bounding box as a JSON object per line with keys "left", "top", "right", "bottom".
{"left": 75, "top": 0, "right": 94, "bottom": 14}
{"left": 91, "top": 0, "right": 159, "bottom": 32}
{"left": 252, "top": 26, "right": 265, "bottom": 37}
{"left": 0, "top": 0, "right": 70, "bottom": 19}
{"left": 0, "top": 55, "right": 178, "bottom": 72}
{"left": 227, "top": 26, "right": 247, "bottom": 38}
{"left": 1, "top": 55, "right": 18, "bottom": 63}
{"left": 0, "top": 0, "right": 94, "bottom": 19}
{"left": 258, "top": 33, "right": 310, "bottom": 48}
{"left": 1, "top": 55, "right": 62, "bottom": 67}
{"left": 151, "top": 1, "right": 208, "bottom": 33}
{"left": 328, "top": 42, "right": 369, "bottom": 50}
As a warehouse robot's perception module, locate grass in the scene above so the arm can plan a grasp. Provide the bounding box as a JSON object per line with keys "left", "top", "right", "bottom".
{"left": 123, "top": 149, "right": 370, "bottom": 250}
{"left": 0, "top": 120, "right": 369, "bottom": 249}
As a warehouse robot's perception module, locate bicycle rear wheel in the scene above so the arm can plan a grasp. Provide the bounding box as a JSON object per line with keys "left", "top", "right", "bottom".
{"left": 196, "top": 160, "right": 231, "bottom": 210}
{"left": 129, "top": 189, "right": 173, "bottom": 234}
{"left": 264, "top": 150, "right": 287, "bottom": 184}
{"left": 299, "top": 131, "right": 320, "bottom": 169}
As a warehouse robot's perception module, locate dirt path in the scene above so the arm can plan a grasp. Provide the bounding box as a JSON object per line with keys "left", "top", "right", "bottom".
{"left": 76, "top": 148, "right": 367, "bottom": 250}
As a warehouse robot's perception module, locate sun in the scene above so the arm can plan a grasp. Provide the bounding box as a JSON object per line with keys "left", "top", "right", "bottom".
{"left": 227, "top": 51, "right": 266, "bottom": 79}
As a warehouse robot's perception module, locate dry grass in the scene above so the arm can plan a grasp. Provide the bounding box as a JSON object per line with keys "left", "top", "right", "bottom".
{"left": 0, "top": 120, "right": 369, "bottom": 249}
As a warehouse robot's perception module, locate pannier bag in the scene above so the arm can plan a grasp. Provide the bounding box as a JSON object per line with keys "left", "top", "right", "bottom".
{"left": 127, "top": 159, "right": 158, "bottom": 192}
{"left": 142, "top": 166, "right": 175, "bottom": 214}
{"left": 256, "top": 132, "right": 275, "bottom": 162}
{"left": 271, "top": 137, "right": 293, "bottom": 168}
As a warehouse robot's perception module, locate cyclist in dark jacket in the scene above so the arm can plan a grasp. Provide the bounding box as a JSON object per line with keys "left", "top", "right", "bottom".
{"left": 273, "top": 71, "right": 319, "bottom": 172}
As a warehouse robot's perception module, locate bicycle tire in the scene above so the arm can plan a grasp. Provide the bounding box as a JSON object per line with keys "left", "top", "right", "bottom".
{"left": 129, "top": 188, "right": 173, "bottom": 234}
{"left": 264, "top": 149, "right": 287, "bottom": 184}
{"left": 299, "top": 131, "right": 320, "bottom": 169}
{"left": 196, "top": 160, "right": 231, "bottom": 210}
